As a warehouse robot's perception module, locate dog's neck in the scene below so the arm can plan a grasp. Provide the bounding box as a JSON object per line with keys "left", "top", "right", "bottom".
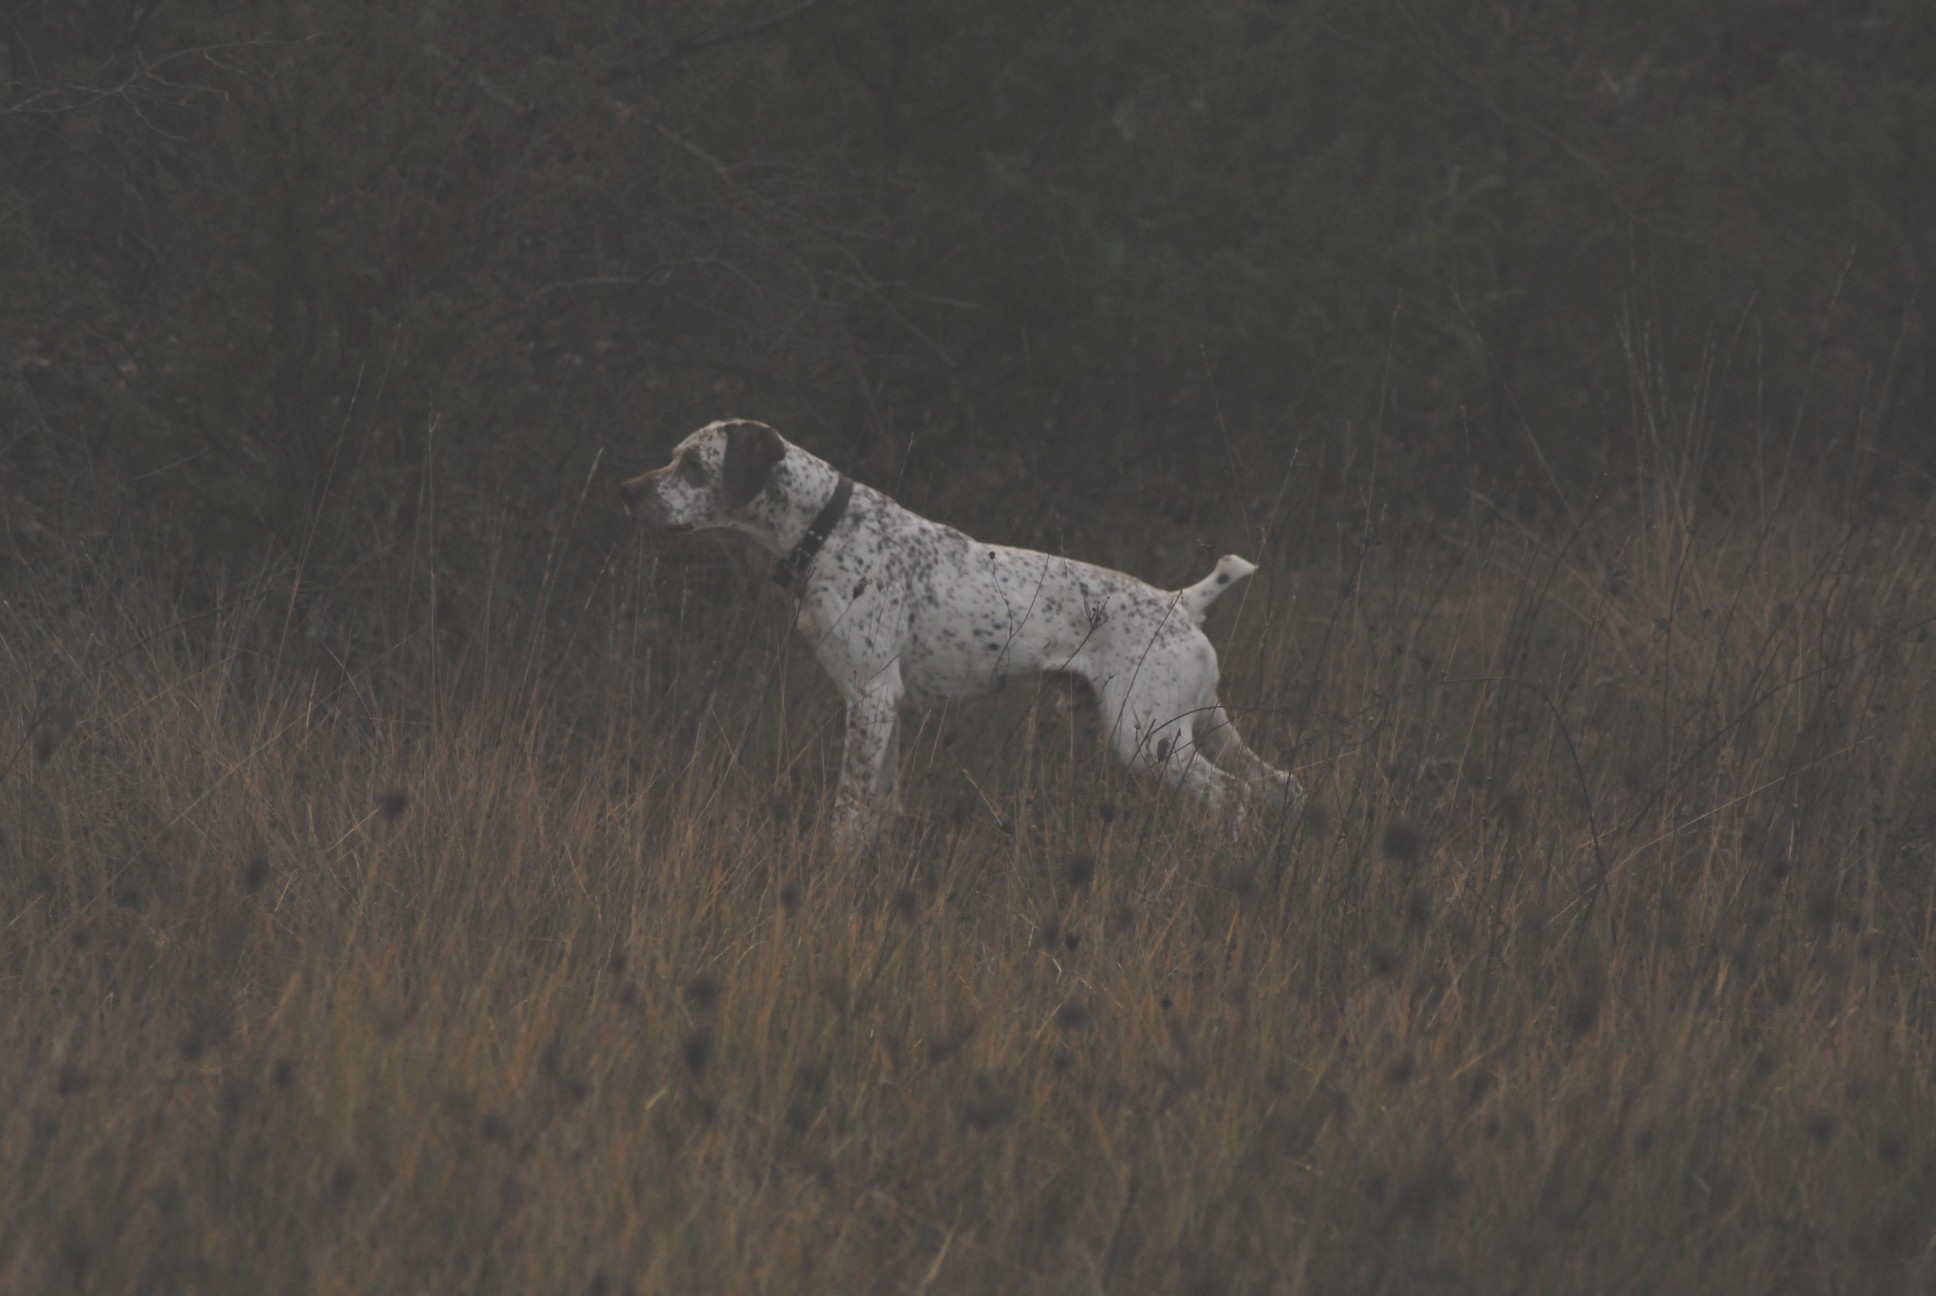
{"left": 727, "top": 446, "right": 850, "bottom": 557}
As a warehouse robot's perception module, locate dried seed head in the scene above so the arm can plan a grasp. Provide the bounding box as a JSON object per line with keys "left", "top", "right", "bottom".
{"left": 785, "top": 1061, "right": 829, "bottom": 1134}
{"left": 239, "top": 853, "right": 271, "bottom": 895}
{"left": 1381, "top": 820, "right": 1423, "bottom": 865}
{"left": 1565, "top": 983, "right": 1604, "bottom": 1039}
{"left": 1053, "top": 1001, "right": 1094, "bottom": 1033}
{"left": 681, "top": 1029, "right": 714, "bottom": 1077}
{"left": 180, "top": 1004, "right": 233, "bottom": 1062}
{"left": 1217, "top": 857, "right": 1258, "bottom": 899}
{"left": 1490, "top": 788, "right": 1525, "bottom": 829}
{"left": 1394, "top": 1154, "right": 1463, "bottom": 1222}
{"left": 815, "top": 975, "right": 850, "bottom": 1015}
{"left": 1062, "top": 853, "right": 1096, "bottom": 891}
{"left": 1403, "top": 884, "right": 1433, "bottom": 934}
{"left": 962, "top": 1074, "right": 1018, "bottom": 1131}
{"left": 682, "top": 975, "right": 720, "bottom": 1014}
{"left": 58, "top": 1232, "right": 90, "bottom": 1284}
{"left": 31, "top": 706, "right": 71, "bottom": 764}
{"left": 1301, "top": 801, "right": 1332, "bottom": 839}
{"left": 219, "top": 1076, "right": 254, "bottom": 1121}
{"left": 926, "top": 1021, "right": 976, "bottom": 1066}
{"left": 779, "top": 883, "right": 802, "bottom": 913}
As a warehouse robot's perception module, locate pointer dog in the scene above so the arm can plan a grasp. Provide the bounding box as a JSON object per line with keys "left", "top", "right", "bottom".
{"left": 621, "top": 419, "right": 1303, "bottom": 843}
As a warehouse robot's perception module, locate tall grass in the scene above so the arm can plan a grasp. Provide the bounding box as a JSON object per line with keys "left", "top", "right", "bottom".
{"left": 4, "top": 415, "right": 1934, "bottom": 1293}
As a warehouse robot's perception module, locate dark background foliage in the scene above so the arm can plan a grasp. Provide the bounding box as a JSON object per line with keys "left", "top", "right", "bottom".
{"left": 4, "top": 0, "right": 1932, "bottom": 580}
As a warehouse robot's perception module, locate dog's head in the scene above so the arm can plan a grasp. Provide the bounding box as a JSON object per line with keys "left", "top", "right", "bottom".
{"left": 619, "top": 419, "right": 786, "bottom": 533}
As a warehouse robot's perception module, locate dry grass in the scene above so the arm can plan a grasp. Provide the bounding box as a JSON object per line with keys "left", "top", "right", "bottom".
{"left": 4, "top": 460, "right": 1936, "bottom": 1294}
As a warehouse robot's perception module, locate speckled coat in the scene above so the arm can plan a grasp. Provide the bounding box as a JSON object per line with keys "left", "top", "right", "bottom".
{"left": 621, "top": 419, "right": 1304, "bottom": 843}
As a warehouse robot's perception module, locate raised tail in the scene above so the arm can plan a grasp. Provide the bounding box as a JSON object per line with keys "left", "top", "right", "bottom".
{"left": 1174, "top": 554, "right": 1257, "bottom": 624}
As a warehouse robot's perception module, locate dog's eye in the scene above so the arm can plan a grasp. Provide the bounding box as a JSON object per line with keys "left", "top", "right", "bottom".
{"left": 678, "top": 455, "right": 707, "bottom": 484}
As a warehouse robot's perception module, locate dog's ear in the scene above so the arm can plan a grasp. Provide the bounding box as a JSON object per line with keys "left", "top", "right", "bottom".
{"left": 721, "top": 421, "right": 785, "bottom": 510}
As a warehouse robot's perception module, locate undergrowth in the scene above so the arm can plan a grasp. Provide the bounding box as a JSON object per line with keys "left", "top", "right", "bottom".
{"left": 3, "top": 431, "right": 1934, "bottom": 1294}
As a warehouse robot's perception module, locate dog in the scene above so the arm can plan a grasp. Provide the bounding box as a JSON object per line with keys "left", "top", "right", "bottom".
{"left": 620, "top": 419, "right": 1303, "bottom": 843}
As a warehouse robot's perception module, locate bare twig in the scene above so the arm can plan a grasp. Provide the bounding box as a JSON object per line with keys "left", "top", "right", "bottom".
{"left": 639, "top": 0, "right": 834, "bottom": 71}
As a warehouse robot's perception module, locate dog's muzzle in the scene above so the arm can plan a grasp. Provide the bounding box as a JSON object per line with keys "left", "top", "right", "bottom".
{"left": 619, "top": 474, "right": 690, "bottom": 532}
{"left": 618, "top": 472, "right": 666, "bottom": 524}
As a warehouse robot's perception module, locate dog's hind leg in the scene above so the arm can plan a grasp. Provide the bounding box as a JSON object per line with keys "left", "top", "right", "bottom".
{"left": 1197, "top": 704, "right": 1305, "bottom": 815}
{"left": 1092, "top": 671, "right": 1250, "bottom": 822}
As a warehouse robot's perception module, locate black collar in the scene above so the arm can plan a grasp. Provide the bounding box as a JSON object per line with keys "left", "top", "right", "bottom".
{"left": 772, "top": 475, "right": 853, "bottom": 588}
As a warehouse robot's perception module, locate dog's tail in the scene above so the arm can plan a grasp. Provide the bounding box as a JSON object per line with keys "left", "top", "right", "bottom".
{"left": 1174, "top": 554, "right": 1257, "bottom": 623}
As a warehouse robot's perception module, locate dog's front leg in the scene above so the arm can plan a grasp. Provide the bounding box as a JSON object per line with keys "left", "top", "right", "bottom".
{"left": 834, "top": 672, "right": 903, "bottom": 846}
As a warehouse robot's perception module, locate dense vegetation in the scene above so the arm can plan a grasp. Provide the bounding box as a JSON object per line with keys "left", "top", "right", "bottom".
{"left": 4, "top": 2, "right": 1935, "bottom": 1292}
{"left": 7, "top": 458, "right": 1935, "bottom": 1293}
{"left": 5, "top": 0, "right": 1933, "bottom": 566}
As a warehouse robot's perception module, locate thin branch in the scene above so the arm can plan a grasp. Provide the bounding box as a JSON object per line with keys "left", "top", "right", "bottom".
{"left": 653, "top": 121, "right": 737, "bottom": 185}
{"left": 640, "top": 0, "right": 835, "bottom": 71}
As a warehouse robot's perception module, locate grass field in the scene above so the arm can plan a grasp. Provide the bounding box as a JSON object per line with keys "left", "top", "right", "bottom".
{"left": 4, "top": 446, "right": 1935, "bottom": 1293}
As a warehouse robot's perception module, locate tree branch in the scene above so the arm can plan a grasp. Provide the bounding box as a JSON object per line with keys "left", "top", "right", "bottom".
{"left": 641, "top": 0, "right": 834, "bottom": 71}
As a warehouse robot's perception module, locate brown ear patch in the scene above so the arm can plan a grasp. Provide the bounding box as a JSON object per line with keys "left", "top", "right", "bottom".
{"left": 721, "top": 420, "right": 785, "bottom": 510}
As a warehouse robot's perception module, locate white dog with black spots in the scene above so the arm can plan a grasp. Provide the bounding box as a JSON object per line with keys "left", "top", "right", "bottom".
{"left": 621, "top": 419, "right": 1303, "bottom": 844}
